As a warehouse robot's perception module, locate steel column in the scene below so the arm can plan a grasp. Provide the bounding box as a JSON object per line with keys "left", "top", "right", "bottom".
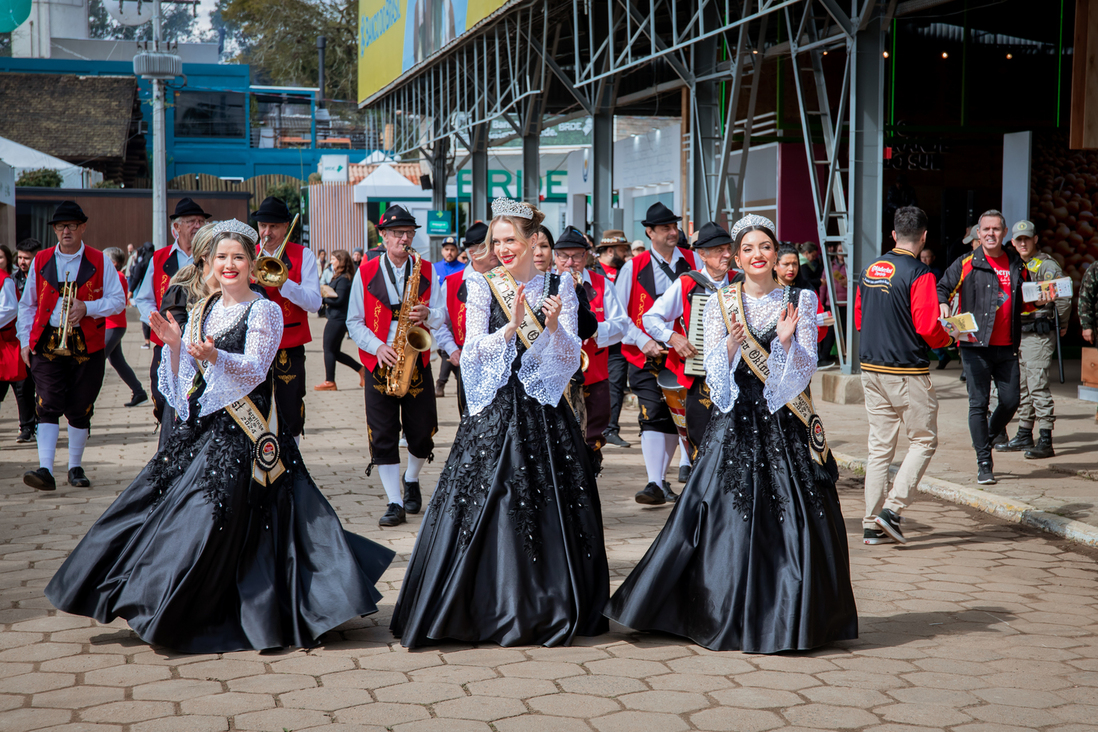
{"left": 471, "top": 123, "right": 489, "bottom": 223}
{"left": 690, "top": 29, "right": 719, "bottom": 229}
{"left": 592, "top": 102, "right": 614, "bottom": 242}
{"left": 523, "top": 101, "right": 541, "bottom": 205}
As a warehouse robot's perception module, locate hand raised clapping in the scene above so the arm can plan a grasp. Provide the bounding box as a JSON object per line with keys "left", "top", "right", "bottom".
{"left": 776, "top": 303, "right": 800, "bottom": 350}
{"left": 187, "top": 336, "right": 218, "bottom": 365}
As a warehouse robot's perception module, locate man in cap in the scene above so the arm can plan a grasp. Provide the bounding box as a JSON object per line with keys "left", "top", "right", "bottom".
{"left": 995, "top": 219, "right": 1071, "bottom": 459}
{"left": 352, "top": 248, "right": 365, "bottom": 267}
{"left": 134, "top": 197, "right": 211, "bottom": 422}
{"left": 553, "top": 226, "right": 628, "bottom": 463}
{"left": 433, "top": 234, "right": 466, "bottom": 397}
{"left": 593, "top": 229, "right": 632, "bottom": 448}
{"left": 434, "top": 222, "right": 497, "bottom": 415}
{"left": 17, "top": 201, "right": 125, "bottom": 490}
{"left": 348, "top": 205, "right": 445, "bottom": 527}
{"left": 615, "top": 202, "right": 698, "bottom": 504}
{"left": 640, "top": 221, "right": 733, "bottom": 496}
{"left": 252, "top": 196, "right": 322, "bottom": 441}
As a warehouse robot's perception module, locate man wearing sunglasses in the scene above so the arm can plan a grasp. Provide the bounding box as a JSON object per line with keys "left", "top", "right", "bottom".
{"left": 16, "top": 201, "right": 125, "bottom": 491}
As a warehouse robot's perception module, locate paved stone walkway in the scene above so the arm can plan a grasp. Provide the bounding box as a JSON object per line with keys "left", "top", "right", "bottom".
{"left": 3, "top": 317, "right": 1098, "bottom": 732}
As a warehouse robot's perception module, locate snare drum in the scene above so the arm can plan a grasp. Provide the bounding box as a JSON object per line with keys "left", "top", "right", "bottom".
{"left": 657, "top": 368, "right": 690, "bottom": 443}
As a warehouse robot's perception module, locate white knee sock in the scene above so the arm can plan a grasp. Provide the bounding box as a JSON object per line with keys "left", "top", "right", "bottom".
{"left": 640, "top": 431, "right": 672, "bottom": 485}
{"left": 678, "top": 437, "right": 691, "bottom": 466}
{"left": 377, "top": 464, "right": 403, "bottom": 506}
{"left": 37, "top": 423, "right": 60, "bottom": 473}
{"left": 404, "top": 455, "right": 426, "bottom": 483}
{"left": 67, "top": 427, "right": 89, "bottom": 469}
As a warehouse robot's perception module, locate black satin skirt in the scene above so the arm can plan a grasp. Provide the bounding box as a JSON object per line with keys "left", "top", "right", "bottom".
{"left": 45, "top": 411, "right": 394, "bottom": 653}
{"left": 391, "top": 376, "right": 610, "bottom": 648}
{"left": 605, "top": 367, "right": 858, "bottom": 654}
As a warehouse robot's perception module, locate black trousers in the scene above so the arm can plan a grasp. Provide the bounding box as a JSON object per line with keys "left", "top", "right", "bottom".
{"left": 960, "top": 344, "right": 1021, "bottom": 463}
{"left": 684, "top": 378, "right": 715, "bottom": 461}
{"left": 141, "top": 322, "right": 151, "bottom": 342}
{"left": 364, "top": 362, "right": 437, "bottom": 465}
{"left": 437, "top": 350, "right": 454, "bottom": 387}
{"left": 583, "top": 379, "right": 611, "bottom": 452}
{"left": 627, "top": 356, "right": 677, "bottom": 435}
{"left": 274, "top": 345, "right": 308, "bottom": 437}
{"left": 105, "top": 328, "right": 144, "bottom": 396}
{"left": 0, "top": 373, "right": 37, "bottom": 431}
{"left": 150, "top": 345, "right": 166, "bottom": 423}
{"left": 322, "top": 319, "right": 360, "bottom": 383}
{"left": 606, "top": 345, "right": 628, "bottom": 434}
{"left": 30, "top": 349, "right": 106, "bottom": 428}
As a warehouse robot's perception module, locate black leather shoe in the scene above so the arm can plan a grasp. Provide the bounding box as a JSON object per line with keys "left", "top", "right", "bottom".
{"left": 68, "top": 467, "right": 91, "bottom": 487}
{"left": 378, "top": 502, "right": 406, "bottom": 527}
{"left": 403, "top": 477, "right": 422, "bottom": 514}
{"left": 996, "top": 427, "right": 1033, "bottom": 452}
{"left": 16, "top": 426, "right": 35, "bottom": 443}
{"left": 1024, "top": 429, "right": 1055, "bottom": 459}
{"left": 23, "top": 468, "right": 56, "bottom": 491}
{"left": 991, "top": 430, "right": 1009, "bottom": 449}
{"left": 125, "top": 392, "right": 149, "bottom": 408}
{"left": 661, "top": 480, "right": 679, "bottom": 503}
{"left": 634, "top": 482, "right": 666, "bottom": 505}
{"left": 604, "top": 430, "right": 631, "bottom": 448}
{"left": 677, "top": 464, "right": 692, "bottom": 483}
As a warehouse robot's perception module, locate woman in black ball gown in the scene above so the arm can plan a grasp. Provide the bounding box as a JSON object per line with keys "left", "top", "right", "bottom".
{"left": 391, "top": 198, "right": 609, "bottom": 648}
{"left": 605, "top": 215, "right": 857, "bottom": 654}
{"left": 45, "top": 221, "right": 394, "bottom": 653}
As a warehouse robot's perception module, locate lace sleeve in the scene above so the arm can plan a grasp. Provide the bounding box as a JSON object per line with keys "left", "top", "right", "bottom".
{"left": 702, "top": 295, "right": 742, "bottom": 413}
{"left": 196, "top": 300, "right": 284, "bottom": 416}
{"left": 459, "top": 273, "right": 515, "bottom": 415}
{"left": 518, "top": 274, "right": 582, "bottom": 407}
{"left": 764, "top": 288, "right": 819, "bottom": 412}
{"left": 157, "top": 317, "right": 198, "bottom": 421}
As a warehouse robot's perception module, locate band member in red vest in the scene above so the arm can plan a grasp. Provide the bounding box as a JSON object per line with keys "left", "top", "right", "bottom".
{"left": 0, "top": 245, "right": 27, "bottom": 423}
{"left": 592, "top": 229, "right": 632, "bottom": 449}
{"left": 614, "top": 202, "right": 697, "bottom": 505}
{"left": 16, "top": 202, "right": 125, "bottom": 491}
{"left": 641, "top": 222, "right": 733, "bottom": 490}
{"left": 135, "top": 197, "right": 210, "bottom": 423}
{"left": 553, "top": 226, "right": 627, "bottom": 461}
{"left": 252, "top": 196, "right": 322, "bottom": 441}
{"left": 435, "top": 221, "right": 497, "bottom": 416}
{"left": 347, "top": 205, "right": 444, "bottom": 528}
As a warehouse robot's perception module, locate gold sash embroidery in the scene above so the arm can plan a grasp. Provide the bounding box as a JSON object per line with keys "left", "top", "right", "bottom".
{"left": 483, "top": 266, "right": 546, "bottom": 348}
{"left": 191, "top": 295, "right": 286, "bottom": 485}
{"left": 718, "top": 283, "right": 830, "bottom": 465}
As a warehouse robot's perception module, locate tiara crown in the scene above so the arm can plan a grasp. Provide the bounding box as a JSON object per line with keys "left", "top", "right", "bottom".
{"left": 730, "top": 214, "right": 776, "bottom": 242}
{"left": 491, "top": 197, "right": 534, "bottom": 220}
{"left": 211, "top": 219, "right": 259, "bottom": 244}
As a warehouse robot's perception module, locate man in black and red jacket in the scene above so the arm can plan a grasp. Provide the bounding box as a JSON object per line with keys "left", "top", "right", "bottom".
{"left": 937, "top": 209, "right": 1030, "bottom": 486}
{"left": 855, "top": 206, "right": 951, "bottom": 545}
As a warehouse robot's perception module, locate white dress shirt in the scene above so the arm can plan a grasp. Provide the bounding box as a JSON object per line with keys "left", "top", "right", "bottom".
{"left": 17, "top": 243, "right": 126, "bottom": 348}
{"left": 347, "top": 253, "right": 446, "bottom": 355}
{"left": 265, "top": 245, "right": 322, "bottom": 313}
{"left": 134, "top": 243, "right": 193, "bottom": 324}
{"left": 614, "top": 246, "right": 694, "bottom": 348}
{"left": 572, "top": 268, "right": 628, "bottom": 349}
{"left": 0, "top": 277, "right": 18, "bottom": 329}
{"left": 434, "top": 266, "right": 480, "bottom": 357}
{"left": 642, "top": 267, "right": 728, "bottom": 344}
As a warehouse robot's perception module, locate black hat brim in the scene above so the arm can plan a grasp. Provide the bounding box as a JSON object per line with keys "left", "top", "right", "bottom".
{"left": 47, "top": 214, "right": 88, "bottom": 225}
{"left": 641, "top": 214, "right": 682, "bottom": 227}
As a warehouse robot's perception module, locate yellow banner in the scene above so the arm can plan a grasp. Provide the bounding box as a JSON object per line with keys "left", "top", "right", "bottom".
{"left": 358, "top": 0, "right": 511, "bottom": 104}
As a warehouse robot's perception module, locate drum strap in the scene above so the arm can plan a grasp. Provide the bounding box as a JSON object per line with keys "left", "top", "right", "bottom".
{"left": 718, "top": 283, "right": 830, "bottom": 465}
{"left": 190, "top": 294, "right": 286, "bottom": 485}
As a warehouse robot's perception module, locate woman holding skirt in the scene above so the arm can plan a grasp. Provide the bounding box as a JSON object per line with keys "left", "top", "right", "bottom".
{"left": 391, "top": 198, "right": 610, "bottom": 648}
{"left": 605, "top": 215, "right": 857, "bottom": 654}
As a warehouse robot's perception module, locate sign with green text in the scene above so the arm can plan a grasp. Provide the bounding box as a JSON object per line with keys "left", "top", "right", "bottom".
{"left": 427, "top": 210, "right": 452, "bottom": 236}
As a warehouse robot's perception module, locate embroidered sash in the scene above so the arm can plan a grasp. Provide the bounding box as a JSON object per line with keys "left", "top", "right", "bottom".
{"left": 483, "top": 266, "right": 546, "bottom": 348}
{"left": 191, "top": 295, "right": 286, "bottom": 485}
{"left": 718, "top": 283, "right": 830, "bottom": 465}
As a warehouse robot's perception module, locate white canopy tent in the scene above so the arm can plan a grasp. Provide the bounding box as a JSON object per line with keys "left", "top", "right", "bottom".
{"left": 353, "top": 163, "right": 433, "bottom": 256}
{"left": 0, "top": 136, "right": 102, "bottom": 188}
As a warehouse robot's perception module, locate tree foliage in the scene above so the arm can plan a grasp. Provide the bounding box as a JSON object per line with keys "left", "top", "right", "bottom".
{"left": 218, "top": 0, "right": 358, "bottom": 103}
{"left": 265, "top": 181, "right": 303, "bottom": 219}
{"left": 89, "top": 0, "right": 210, "bottom": 43}
{"left": 17, "top": 168, "right": 63, "bottom": 187}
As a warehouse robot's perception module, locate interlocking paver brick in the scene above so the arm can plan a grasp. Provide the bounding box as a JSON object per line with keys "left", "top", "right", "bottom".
{"left": 228, "top": 672, "right": 317, "bottom": 693}
{"left": 4, "top": 672, "right": 76, "bottom": 693}
{"left": 497, "top": 661, "right": 585, "bottom": 679}
{"left": 83, "top": 664, "right": 171, "bottom": 687}
{"left": 268, "top": 654, "right": 355, "bottom": 676}
{"left": 527, "top": 692, "right": 620, "bottom": 717}
{"left": 32, "top": 686, "right": 124, "bottom": 709}
{"left": 391, "top": 719, "right": 491, "bottom": 732}
{"left": 590, "top": 710, "right": 689, "bottom": 732}
{"left": 177, "top": 692, "right": 274, "bottom": 716}
{"left": 129, "top": 715, "right": 228, "bottom": 732}
{"left": 618, "top": 689, "right": 710, "bottom": 713}
{"left": 433, "top": 694, "right": 528, "bottom": 721}
{"left": 876, "top": 703, "right": 975, "bottom": 727}
{"left": 409, "top": 663, "right": 497, "bottom": 685}
{"left": 334, "top": 701, "right": 430, "bottom": 726}
{"left": 493, "top": 715, "right": 593, "bottom": 732}
{"left": 78, "top": 701, "right": 175, "bottom": 724}
{"left": 232, "top": 707, "right": 332, "bottom": 730}
{"left": 38, "top": 656, "right": 125, "bottom": 674}
{"left": 647, "top": 672, "right": 734, "bottom": 692}
{"left": 556, "top": 674, "right": 647, "bottom": 696}
{"left": 782, "top": 703, "right": 881, "bottom": 728}
{"left": 691, "top": 707, "right": 784, "bottom": 732}
{"left": 465, "top": 677, "right": 558, "bottom": 699}
{"left": 177, "top": 659, "right": 266, "bottom": 681}
{"left": 374, "top": 681, "right": 465, "bottom": 703}
{"left": 280, "top": 686, "right": 375, "bottom": 710}
{"left": 584, "top": 658, "right": 670, "bottom": 678}
{"left": 0, "top": 706, "right": 72, "bottom": 731}
{"left": 319, "top": 669, "right": 407, "bottom": 689}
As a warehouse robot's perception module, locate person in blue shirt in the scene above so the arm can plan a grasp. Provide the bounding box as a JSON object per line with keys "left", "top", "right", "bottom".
{"left": 434, "top": 235, "right": 466, "bottom": 284}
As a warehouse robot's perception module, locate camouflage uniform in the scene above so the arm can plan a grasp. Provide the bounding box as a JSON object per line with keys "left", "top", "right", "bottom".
{"left": 1080, "top": 263, "right": 1098, "bottom": 336}
{"left": 1015, "top": 255, "right": 1071, "bottom": 431}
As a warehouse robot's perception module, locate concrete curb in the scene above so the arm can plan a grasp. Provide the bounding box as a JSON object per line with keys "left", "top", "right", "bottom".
{"left": 832, "top": 451, "right": 1098, "bottom": 549}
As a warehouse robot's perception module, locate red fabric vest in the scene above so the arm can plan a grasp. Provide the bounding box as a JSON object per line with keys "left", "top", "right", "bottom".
{"left": 259, "top": 242, "right": 311, "bottom": 348}
{"left": 356, "top": 255, "right": 435, "bottom": 373}
{"left": 665, "top": 276, "right": 706, "bottom": 389}
{"left": 29, "top": 246, "right": 108, "bottom": 353}
{"left": 0, "top": 270, "right": 27, "bottom": 382}
{"left": 147, "top": 246, "right": 179, "bottom": 346}
{"left": 106, "top": 271, "right": 129, "bottom": 329}
{"left": 622, "top": 249, "right": 698, "bottom": 368}
{"left": 583, "top": 272, "right": 610, "bottom": 385}
{"left": 444, "top": 270, "right": 467, "bottom": 348}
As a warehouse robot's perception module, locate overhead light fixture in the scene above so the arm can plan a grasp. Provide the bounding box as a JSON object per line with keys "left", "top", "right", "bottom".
{"left": 883, "top": 51, "right": 889, "bottom": 58}
{"left": 941, "top": 51, "right": 949, "bottom": 59}
{"left": 1006, "top": 53, "right": 1013, "bottom": 59}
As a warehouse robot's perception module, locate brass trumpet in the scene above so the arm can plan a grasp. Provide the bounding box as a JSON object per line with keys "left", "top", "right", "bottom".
{"left": 256, "top": 213, "right": 300, "bottom": 288}
{"left": 54, "top": 272, "right": 74, "bottom": 356}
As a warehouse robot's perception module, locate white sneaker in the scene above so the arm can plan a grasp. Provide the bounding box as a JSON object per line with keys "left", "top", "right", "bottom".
{"left": 399, "top": 435, "right": 408, "bottom": 448}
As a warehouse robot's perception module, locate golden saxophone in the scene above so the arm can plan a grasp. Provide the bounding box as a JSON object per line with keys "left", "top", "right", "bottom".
{"left": 381, "top": 246, "right": 434, "bottom": 397}
{"left": 571, "top": 270, "right": 590, "bottom": 372}
{"left": 53, "top": 272, "right": 74, "bottom": 356}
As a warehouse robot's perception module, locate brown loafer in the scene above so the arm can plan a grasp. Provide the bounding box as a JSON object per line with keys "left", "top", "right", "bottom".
{"left": 313, "top": 381, "right": 338, "bottom": 391}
